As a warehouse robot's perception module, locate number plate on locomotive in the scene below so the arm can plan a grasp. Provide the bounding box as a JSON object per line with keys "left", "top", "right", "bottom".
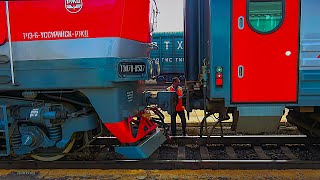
{"left": 118, "top": 62, "right": 146, "bottom": 76}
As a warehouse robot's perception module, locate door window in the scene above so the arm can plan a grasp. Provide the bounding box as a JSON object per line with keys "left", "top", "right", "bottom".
{"left": 247, "top": 0, "right": 284, "bottom": 34}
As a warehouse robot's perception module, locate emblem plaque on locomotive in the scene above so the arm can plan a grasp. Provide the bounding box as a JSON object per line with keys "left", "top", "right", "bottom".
{"left": 65, "top": 0, "right": 83, "bottom": 14}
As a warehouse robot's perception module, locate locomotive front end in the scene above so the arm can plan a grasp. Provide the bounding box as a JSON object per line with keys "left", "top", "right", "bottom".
{"left": 0, "top": 0, "right": 169, "bottom": 160}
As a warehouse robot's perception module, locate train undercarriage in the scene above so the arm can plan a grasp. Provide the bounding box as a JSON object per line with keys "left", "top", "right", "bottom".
{"left": 0, "top": 89, "right": 170, "bottom": 161}
{"left": 0, "top": 90, "right": 100, "bottom": 161}
{"left": 286, "top": 107, "right": 320, "bottom": 137}
{"left": 0, "top": 87, "right": 319, "bottom": 162}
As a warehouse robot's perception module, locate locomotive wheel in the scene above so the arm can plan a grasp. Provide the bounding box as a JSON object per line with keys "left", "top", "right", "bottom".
{"left": 31, "top": 136, "right": 76, "bottom": 161}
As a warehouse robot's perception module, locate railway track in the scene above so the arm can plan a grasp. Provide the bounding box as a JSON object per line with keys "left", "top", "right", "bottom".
{"left": 1, "top": 135, "right": 320, "bottom": 170}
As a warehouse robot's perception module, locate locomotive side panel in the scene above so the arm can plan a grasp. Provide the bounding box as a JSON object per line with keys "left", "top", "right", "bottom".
{"left": 8, "top": 0, "right": 148, "bottom": 43}
{"left": 0, "top": 0, "right": 151, "bottom": 90}
{"left": 0, "top": 2, "right": 6, "bottom": 46}
{"left": 0, "top": 0, "right": 152, "bottom": 124}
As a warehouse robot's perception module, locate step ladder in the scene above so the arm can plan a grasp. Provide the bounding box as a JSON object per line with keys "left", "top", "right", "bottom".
{"left": 0, "top": 105, "right": 10, "bottom": 156}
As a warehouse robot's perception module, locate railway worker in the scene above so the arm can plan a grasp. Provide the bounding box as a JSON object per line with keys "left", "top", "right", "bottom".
{"left": 166, "top": 77, "right": 187, "bottom": 136}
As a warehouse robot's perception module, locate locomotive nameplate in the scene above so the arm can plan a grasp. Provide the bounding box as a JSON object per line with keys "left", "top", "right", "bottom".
{"left": 118, "top": 62, "right": 146, "bottom": 76}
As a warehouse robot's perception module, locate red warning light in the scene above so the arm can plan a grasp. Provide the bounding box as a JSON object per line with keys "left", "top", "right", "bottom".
{"left": 216, "top": 72, "right": 223, "bottom": 79}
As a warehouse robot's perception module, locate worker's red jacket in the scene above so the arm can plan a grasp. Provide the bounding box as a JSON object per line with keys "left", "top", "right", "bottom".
{"left": 167, "top": 85, "right": 184, "bottom": 111}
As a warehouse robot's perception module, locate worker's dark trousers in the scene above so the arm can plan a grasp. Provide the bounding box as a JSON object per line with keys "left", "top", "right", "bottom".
{"left": 170, "top": 111, "right": 187, "bottom": 136}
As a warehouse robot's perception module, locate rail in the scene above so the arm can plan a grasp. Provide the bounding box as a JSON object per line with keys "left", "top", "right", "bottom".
{"left": 0, "top": 135, "right": 319, "bottom": 170}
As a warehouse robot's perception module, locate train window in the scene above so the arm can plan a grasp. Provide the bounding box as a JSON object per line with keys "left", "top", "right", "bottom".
{"left": 247, "top": 0, "right": 284, "bottom": 34}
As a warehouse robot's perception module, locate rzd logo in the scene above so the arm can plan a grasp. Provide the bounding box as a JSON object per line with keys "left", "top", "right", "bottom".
{"left": 65, "top": 0, "right": 83, "bottom": 14}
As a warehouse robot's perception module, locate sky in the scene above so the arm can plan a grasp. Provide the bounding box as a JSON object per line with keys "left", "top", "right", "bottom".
{"left": 153, "top": 0, "right": 184, "bottom": 32}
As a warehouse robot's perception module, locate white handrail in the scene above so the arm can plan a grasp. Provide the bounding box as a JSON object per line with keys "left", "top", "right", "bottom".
{"left": 5, "top": 1, "right": 15, "bottom": 85}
